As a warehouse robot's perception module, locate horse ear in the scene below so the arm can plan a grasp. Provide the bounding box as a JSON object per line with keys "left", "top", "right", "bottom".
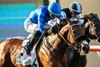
{"left": 90, "top": 13, "right": 100, "bottom": 21}
{"left": 95, "top": 13, "right": 99, "bottom": 19}
{"left": 89, "top": 13, "right": 94, "bottom": 16}
{"left": 89, "top": 13, "right": 97, "bottom": 18}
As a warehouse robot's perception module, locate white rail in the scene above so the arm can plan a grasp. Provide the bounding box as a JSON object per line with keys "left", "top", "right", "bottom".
{"left": 90, "top": 45, "right": 100, "bottom": 51}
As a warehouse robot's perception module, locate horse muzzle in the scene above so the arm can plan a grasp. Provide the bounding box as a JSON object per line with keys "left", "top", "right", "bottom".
{"left": 82, "top": 44, "right": 90, "bottom": 53}
{"left": 80, "top": 40, "right": 90, "bottom": 56}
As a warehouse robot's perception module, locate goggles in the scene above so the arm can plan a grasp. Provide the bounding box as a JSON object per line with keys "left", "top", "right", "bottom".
{"left": 72, "top": 11, "right": 81, "bottom": 15}
{"left": 49, "top": 13, "right": 56, "bottom": 19}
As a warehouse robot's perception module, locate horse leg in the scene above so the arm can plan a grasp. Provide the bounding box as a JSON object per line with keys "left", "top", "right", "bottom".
{"left": 1, "top": 52, "right": 15, "bottom": 67}
{"left": 69, "top": 53, "right": 87, "bottom": 67}
{"left": 0, "top": 55, "right": 4, "bottom": 67}
{"left": 61, "top": 54, "right": 68, "bottom": 67}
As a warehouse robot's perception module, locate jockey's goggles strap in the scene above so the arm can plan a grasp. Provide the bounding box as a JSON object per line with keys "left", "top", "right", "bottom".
{"left": 50, "top": 13, "right": 56, "bottom": 19}
{"left": 72, "top": 11, "right": 81, "bottom": 15}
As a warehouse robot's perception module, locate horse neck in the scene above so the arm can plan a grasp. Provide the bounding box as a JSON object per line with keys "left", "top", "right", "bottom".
{"left": 50, "top": 24, "right": 75, "bottom": 57}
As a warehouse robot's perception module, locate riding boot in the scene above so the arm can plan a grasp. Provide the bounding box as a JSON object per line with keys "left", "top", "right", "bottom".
{"left": 23, "top": 30, "right": 41, "bottom": 55}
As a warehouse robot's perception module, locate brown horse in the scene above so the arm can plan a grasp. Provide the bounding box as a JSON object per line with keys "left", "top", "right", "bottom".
{"left": 0, "top": 20, "right": 85, "bottom": 67}
{"left": 66, "top": 13, "right": 100, "bottom": 67}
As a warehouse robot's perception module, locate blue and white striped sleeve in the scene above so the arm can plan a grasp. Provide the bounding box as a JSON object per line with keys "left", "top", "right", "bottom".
{"left": 38, "top": 9, "right": 44, "bottom": 32}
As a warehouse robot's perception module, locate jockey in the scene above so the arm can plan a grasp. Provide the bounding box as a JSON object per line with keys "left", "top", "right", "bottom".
{"left": 22, "top": 2, "right": 62, "bottom": 55}
{"left": 61, "top": 2, "right": 84, "bottom": 25}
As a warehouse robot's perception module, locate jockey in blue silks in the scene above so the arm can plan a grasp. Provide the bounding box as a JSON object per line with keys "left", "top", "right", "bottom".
{"left": 22, "top": 2, "right": 62, "bottom": 55}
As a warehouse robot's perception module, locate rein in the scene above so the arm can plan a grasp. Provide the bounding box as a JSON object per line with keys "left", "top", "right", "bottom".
{"left": 58, "top": 24, "right": 81, "bottom": 48}
{"left": 58, "top": 32, "right": 72, "bottom": 46}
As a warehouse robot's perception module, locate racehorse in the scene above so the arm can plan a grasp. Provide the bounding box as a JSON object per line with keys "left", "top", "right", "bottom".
{"left": 0, "top": 19, "right": 85, "bottom": 67}
{"left": 66, "top": 13, "right": 100, "bottom": 67}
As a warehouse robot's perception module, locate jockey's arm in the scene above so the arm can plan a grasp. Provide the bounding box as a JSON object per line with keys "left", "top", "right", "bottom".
{"left": 77, "top": 14, "right": 84, "bottom": 25}
{"left": 24, "top": 18, "right": 35, "bottom": 34}
{"left": 38, "top": 11, "right": 44, "bottom": 32}
{"left": 24, "top": 11, "right": 37, "bottom": 34}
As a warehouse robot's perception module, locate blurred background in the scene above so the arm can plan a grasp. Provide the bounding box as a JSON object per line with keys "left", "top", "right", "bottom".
{"left": 0, "top": 0, "right": 100, "bottom": 67}
{"left": 0, "top": 0, "right": 43, "bottom": 40}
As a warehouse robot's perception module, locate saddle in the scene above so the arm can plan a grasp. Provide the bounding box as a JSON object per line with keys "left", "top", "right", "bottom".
{"left": 16, "top": 25, "right": 60, "bottom": 66}
{"left": 16, "top": 34, "right": 44, "bottom": 67}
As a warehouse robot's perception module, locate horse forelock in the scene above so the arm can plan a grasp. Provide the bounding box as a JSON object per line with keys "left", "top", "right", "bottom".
{"left": 73, "top": 25, "right": 84, "bottom": 38}
{"left": 88, "top": 13, "right": 100, "bottom": 24}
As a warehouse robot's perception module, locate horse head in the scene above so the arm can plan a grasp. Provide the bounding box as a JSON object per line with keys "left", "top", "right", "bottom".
{"left": 67, "top": 20, "right": 90, "bottom": 55}
{"left": 84, "top": 13, "right": 100, "bottom": 42}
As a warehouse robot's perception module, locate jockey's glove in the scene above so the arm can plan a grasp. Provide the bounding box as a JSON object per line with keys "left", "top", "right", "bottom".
{"left": 47, "top": 24, "right": 61, "bottom": 34}
{"left": 84, "top": 15, "right": 88, "bottom": 22}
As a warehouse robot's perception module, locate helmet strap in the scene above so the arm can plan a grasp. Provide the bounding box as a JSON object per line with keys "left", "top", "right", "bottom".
{"left": 48, "top": 11, "right": 56, "bottom": 19}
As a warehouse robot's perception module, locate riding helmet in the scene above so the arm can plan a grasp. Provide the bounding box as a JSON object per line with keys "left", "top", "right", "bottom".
{"left": 48, "top": 2, "right": 62, "bottom": 18}
{"left": 70, "top": 2, "right": 82, "bottom": 14}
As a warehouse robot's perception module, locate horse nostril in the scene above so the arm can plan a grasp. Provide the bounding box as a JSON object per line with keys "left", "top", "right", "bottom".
{"left": 83, "top": 45, "right": 90, "bottom": 53}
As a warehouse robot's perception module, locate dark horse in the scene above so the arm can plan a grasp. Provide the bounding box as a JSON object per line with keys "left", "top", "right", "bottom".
{"left": 0, "top": 20, "right": 85, "bottom": 67}
{"left": 84, "top": 13, "right": 100, "bottom": 42}
{"left": 67, "top": 13, "right": 100, "bottom": 67}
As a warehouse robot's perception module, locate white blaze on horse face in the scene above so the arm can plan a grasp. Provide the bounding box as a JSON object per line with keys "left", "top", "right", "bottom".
{"left": 80, "top": 40, "right": 89, "bottom": 56}
{"left": 81, "top": 40, "right": 89, "bottom": 45}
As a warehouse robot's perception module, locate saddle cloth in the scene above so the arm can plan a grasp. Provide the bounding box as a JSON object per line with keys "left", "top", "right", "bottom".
{"left": 16, "top": 48, "right": 39, "bottom": 67}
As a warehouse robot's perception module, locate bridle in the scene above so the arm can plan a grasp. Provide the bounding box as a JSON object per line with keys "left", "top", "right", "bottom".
{"left": 54, "top": 18, "right": 90, "bottom": 55}
{"left": 87, "top": 16, "right": 100, "bottom": 41}
{"left": 58, "top": 23, "right": 83, "bottom": 51}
